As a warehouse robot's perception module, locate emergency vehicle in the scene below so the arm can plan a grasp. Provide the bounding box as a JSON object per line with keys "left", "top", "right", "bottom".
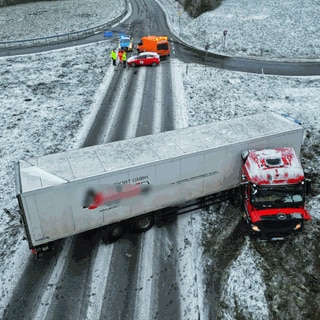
{"left": 137, "top": 35, "right": 170, "bottom": 58}
{"left": 118, "top": 34, "right": 133, "bottom": 52}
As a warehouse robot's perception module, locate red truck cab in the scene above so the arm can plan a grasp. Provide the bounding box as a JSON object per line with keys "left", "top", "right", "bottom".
{"left": 240, "top": 147, "right": 311, "bottom": 239}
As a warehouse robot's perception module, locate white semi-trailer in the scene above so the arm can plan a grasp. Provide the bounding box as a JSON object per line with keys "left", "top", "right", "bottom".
{"left": 15, "top": 112, "right": 309, "bottom": 254}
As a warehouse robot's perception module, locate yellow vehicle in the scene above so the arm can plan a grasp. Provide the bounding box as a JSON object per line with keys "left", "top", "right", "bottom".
{"left": 137, "top": 35, "right": 170, "bottom": 59}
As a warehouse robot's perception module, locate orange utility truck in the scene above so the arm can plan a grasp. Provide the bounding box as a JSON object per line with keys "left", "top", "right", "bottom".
{"left": 137, "top": 35, "right": 170, "bottom": 58}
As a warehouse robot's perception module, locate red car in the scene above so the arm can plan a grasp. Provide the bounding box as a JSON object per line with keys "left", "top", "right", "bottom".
{"left": 127, "top": 52, "right": 160, "bottom": 67}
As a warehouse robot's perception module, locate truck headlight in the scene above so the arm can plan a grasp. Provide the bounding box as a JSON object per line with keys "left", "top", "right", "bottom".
{"left": 294, "top": 223, "right": 302, "bottom": 230}
{"left": 251, "top": 225, "right": 260, "bottom": 232}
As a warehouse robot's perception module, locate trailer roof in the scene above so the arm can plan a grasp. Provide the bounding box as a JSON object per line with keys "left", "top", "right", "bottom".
{"left": 17, "top": 112, "right": 304, "bottom": 192}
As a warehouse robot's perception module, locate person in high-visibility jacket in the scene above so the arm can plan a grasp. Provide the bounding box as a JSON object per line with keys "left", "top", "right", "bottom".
{"left": 110, "top": 49, "right": 117, "bottom": 66}
{"left": 122, "top": 50, "right": 127, "bottom": 68}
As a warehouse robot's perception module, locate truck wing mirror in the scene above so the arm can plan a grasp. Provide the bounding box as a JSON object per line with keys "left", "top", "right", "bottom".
{"left": 241, "top": 174, "right": 248, "bottom": 182}
{"left": 241, "top": 150, "right": 249, "bottom": 163}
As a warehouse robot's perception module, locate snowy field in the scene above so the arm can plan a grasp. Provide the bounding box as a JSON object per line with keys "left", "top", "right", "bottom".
{"left": 171, "top": 0, "right": 320, "bottom": 60}
{"left": 1, "top": 0, "right": 320, "bottom": 319}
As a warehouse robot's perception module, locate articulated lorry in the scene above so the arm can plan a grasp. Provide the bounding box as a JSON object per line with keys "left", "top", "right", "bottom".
{"left": 15, "top": 113, "right": 311, "bottom": 254}
{"left": 137, "top": 35, "right": 170, "bottom": 58}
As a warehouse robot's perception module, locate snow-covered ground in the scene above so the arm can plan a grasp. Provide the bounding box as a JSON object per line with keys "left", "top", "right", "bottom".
{"left": 0, "top": 0, "right": 126, "bottom": 41}
{"left": 173, "top": 0, "right": 320, "bottom": 60}
{"left": 1, "top": 0, "right": 320, "bottom": 319}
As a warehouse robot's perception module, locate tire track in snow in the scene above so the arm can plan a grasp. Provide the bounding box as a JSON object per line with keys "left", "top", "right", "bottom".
{"left": 132, "top": 57, "right": 192, "bottom": 319}
{"left": 101, "top": 68, "right": 132, "bottom": 143}
{"left": 170, "top": 58, "right": 205, "bottom": 319}
{"left": 175, "top": 214, "right": 203, "bottom": 320}
{"left": 170, "top": 59, "right": 189, "bottom": 130}
{"left": 129, "top": 65, "right": 162, "bottom": 319}
{"left": 33, "top": 238, "right": 73, "bottom": 320}
{"left": 133, "top": 230, "right": 157, "bottom": 320}
{"left": 85, "top": 244, "right": 114, "bottom": 320}
{"left": 77, "top": 64, "right": 116, "bottom": 148}
{"left": 123, "top": 67, "right": 147, "bottom": 139}
{"left": 125, "top": 62, "right": 183, "bottom": 317}
{"left": 152, "top": 62, "right": 163, "bottom": 134}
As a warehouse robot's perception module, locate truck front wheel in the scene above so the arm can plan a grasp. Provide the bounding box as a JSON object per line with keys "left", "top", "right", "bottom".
{"left": 132, "top": 215, "right": 155, "bottom": 233}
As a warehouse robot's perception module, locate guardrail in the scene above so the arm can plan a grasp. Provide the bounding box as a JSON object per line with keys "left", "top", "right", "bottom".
{"left": 0, "top": 2, "right": 128, "bottom": 49}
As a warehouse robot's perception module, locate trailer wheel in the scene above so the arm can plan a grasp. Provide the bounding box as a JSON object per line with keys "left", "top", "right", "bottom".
{"left": 132, "top": 215, "right": 155, "bottom": 233}
{"left": 101, "top": 223, "right": 124, "bottom": 243}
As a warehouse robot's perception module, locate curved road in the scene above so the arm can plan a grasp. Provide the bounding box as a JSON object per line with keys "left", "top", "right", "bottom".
{"left": 1, "top": 0, "right": 319, "bottom": 76}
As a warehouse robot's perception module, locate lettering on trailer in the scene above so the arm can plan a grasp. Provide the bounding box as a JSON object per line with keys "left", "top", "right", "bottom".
{"left": 113, "top": 175, "right": 149, "bottom": 185}
{"left": 174, "top": 171, "right": 219, "bottom": 185}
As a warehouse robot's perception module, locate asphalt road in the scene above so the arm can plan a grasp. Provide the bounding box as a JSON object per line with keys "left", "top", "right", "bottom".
{"left": 1, "top": 0, "right": 319, "bottom": 76}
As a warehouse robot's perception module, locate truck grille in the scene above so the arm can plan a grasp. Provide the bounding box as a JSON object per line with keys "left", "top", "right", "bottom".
{"left": 260, "top": 214, "right": 302, "bottom": 233}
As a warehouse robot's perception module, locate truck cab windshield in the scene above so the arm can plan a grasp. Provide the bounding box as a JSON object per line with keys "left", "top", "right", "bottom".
{"left": 251, "top": 184, "right": 304, "bottom": 208}
{"left": 157, "top": 43, "right": 168, "bottom": 50}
